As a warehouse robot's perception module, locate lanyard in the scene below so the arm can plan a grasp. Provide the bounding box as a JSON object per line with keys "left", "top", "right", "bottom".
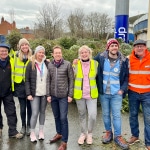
{"left": 36, "top": 63, "right": 44, "bottom": 81}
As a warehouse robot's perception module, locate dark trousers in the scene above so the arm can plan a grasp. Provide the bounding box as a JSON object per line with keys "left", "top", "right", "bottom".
{"left": 51, "top": 96, "right": 68, "bottom": 143}
{"left": 128, "top": 90, "right": 150, "bottom": 146}
{"left": 18, "top": 97, "right": 32, "bottom": 127}
{"left": 0, "top": 100, "right": 3, "bottom": 129}
{"left": 0, "top": 93, "right": 18, "bottom": 136}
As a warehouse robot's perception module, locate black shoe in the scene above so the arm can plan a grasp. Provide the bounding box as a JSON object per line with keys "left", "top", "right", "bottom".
{"left": 26, "top": 126, "right": 30, "bottom": 136}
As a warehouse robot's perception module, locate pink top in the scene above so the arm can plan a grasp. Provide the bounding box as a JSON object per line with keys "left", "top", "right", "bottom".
{"left": 81, "top": 61, "right": 91, "bottom": 99}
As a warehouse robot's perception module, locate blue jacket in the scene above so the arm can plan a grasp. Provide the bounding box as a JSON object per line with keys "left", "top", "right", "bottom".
{"left": 94, "top": 50, "right": 129, "bottom": 98}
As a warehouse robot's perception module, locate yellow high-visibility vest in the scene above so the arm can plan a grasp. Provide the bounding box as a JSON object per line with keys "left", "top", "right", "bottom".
{"left": 12, "top": 55, "right": 30, "bottom": 83}
{"left": 10, "top": 57, "right": 14, "bottom": 91}
{"left": 9, "top": 49, "right": 15, "bottom": 57}
{"left": 73, "top": 59, "right": 98, "bottom": 100}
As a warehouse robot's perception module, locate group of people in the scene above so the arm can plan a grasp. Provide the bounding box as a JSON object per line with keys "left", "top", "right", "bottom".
{"left": 73, "top": 38, "right": 150, "bottom": 150}
{"left": 0, "top": 37, "right": 150, "bottom": 150}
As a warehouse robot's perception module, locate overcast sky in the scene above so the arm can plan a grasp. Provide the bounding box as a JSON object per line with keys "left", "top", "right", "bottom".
{"left": 0, "top": 0, "right": 149, "bottom": 29}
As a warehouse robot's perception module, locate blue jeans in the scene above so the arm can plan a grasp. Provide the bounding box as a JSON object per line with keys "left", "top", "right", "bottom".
{"left": 100, "top": 94, "right": 122, "bottom": 136}
{"left": 128, "top": 90, "right": 150, "bottom": 146}
{"left": 18, "top": 97, "right": 32, "bottom": 127}
{"left": 51, "top": 96, "right": 68, "bottom": 143}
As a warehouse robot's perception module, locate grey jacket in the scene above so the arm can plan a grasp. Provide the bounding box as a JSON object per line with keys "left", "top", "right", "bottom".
{"left": 46, "top": 59, "right": 74, "bottom": 98}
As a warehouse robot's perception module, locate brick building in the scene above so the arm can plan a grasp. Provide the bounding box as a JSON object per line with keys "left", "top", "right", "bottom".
{"left": 0, "top": 16, "right": 16, "bottom": 35}
{"left": 0, "top": 17, "right": 34, "bottom": 40}
{"left": 19, "top": 27, "right": 34, "bottom": 39}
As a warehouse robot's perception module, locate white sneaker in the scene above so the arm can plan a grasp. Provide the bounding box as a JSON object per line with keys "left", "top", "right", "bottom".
{"left": 39, "top": 130, "right": 44, "bottom": 140}
{"left": 30, "top": 132, "right": 37, "bottom": 142}
{"left": 78, "top": 133, "right": 86, "bottom": 145}
{"left": 86, "top": 133, "right": 93, "bottom": 144}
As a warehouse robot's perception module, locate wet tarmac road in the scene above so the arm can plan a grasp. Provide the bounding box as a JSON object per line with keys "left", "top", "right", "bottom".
{"left": 0, "top": 97, "right": 146, "bottom": 150}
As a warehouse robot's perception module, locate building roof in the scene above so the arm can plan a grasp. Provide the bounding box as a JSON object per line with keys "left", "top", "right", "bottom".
{"left": 129, "top": 14, "right": 145, "bottom": 24}
{"left": 19, "top": 27, "right": 33, "bottom": 34}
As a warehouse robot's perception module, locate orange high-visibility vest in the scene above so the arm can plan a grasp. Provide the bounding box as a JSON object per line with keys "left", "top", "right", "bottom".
{"left": 128, "top": 49, "right": 150, "bottom": 93}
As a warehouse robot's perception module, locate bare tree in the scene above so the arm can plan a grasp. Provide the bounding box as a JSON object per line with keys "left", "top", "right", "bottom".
{"left": 67, "top": 8, "right": 85, "bottom": 38}
{"left": 99, "top": 13, "right": 112, "bottom": 38}
{"left": 86, "top": 12, "right": 112, "bottom": 39}
{"left": 67, "top": 12, "right": 76, "bottom": 37}
{"left": 67, "top": 9, "right": 112, "bottom": 39}
{"left": 9, "top": 8, "right": 15, "bottom": 23}
{"left": 86, "top": 12, "right": 101, "bottom": 38}
{"left": 35, "top": 0, "right": 63, "bottom": 39}
{"left": 8, "top": 8, "right": 15, "bottom": 30}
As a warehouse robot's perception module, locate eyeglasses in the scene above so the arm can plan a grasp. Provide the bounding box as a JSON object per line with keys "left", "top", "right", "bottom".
{"left": 0, "top": 50, "right": 8, "bottom": 53}
{"left": 134, "top": 45, "right": 145, "bottom": 49}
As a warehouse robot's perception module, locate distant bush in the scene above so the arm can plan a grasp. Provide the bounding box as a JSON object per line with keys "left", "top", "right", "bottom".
{"left": 29, "top": 39, "right": 60, "bottom": 59}
{"left": 62, "top": 49, "right": 78, "bottom": 63}
{"left": 120, "top": 43, "right": 132, "bottom": 56}
{"left": 59, "top": 37, "right": 77, "bottom": 49}
{"left": 6, "top": 30, "right": 22, "bottom": 51}
{"left": 69, "top": 45, "right": 80, "bottom": 51}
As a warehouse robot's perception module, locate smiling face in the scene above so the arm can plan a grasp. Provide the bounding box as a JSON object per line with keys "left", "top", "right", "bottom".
{"left": 134, "top": 44, "right": 146, "bottom": 58}
{"left": 0, "top": 47, "right": 8, "bottom": 60}
{"left": 52, "top": 47, "right": 62, "bottom": 62}
{"left": 20, "top": 43, "right": 30, "bottom": 55}
{"left": 79, "top": 48, "right": 90, "bottom": 60}
{"left": 108, "top": 43, "right": 119, "bottom": 55}
{"left": 35, "top": 49, "right": 45, "bottom": 62}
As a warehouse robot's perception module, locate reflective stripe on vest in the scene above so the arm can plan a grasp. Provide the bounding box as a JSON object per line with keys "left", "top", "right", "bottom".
{"left": 103, "top": 80, "right": 119, "bottom": 84}
{"left": 12, "top": 55, "right": 29, "bottom": 83}
{"left": 128, "top": 52, "right": 150, "bottom": 93}
{"left": 129, "top": 70, "right": 150, "bottom": 74}
{"left": 103, "top": 71, "right": 119, "bottom": 77}
{"left": 10, "top": 57, "right": 14, "bottom": 91}
{"left": 73, "top": 59, "right": 98, "bottom": 100}
{"left": 129, "top": 83, "right": 150, "bottom": 89}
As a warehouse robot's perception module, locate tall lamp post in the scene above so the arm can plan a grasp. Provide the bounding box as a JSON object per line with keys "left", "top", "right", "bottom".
{"left": 147, "top": 0, "right": 150, "bottom": 48}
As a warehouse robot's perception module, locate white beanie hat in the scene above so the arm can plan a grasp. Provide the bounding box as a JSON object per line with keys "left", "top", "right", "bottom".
{"left": 34, "top": 45, "right": 45, "bottom": 54}
{"left": 18, "top": 38, "right": 29, "bottom": 49}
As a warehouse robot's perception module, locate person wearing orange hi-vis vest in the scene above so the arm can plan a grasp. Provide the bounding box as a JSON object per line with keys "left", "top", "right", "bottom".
{"left": 127, "top": 39, "right": 150, "bottom": 150}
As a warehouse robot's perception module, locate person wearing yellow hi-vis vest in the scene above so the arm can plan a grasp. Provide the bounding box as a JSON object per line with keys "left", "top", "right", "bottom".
{"left": 73, "top": 45, "right": 98, "bottom": 145}
{"left": 12, "top": 38, "right": 32, "bottom": 136}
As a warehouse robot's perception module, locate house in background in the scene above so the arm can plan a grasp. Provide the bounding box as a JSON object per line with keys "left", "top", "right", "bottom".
{"left": 0, "top": 16, "right": 34, "bottom": 42}
{"left": 0, "top": 16, "right": 16, "bottom": 35}
{"left": 19, "top": 27, "right": 34, "bottom": 39}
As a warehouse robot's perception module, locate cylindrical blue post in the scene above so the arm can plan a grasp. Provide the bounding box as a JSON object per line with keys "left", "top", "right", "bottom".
{"left": 115, "top": 0, "right": 129, "bottom": 43}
